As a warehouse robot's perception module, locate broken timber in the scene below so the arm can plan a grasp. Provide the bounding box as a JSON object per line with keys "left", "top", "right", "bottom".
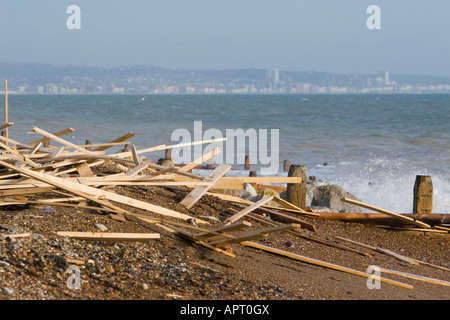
{"left": 56, "top": 231, "right": 160, "bottom": 242}
{"left": 0, "top": 159, "right": 206, "bottom": 224}
{"left": 242, "top": 241, "right": 414, "bottom": 290}
{"left": 180, "top": 164, "right": 231, "bottom": 209}
{"left": 341, "top": 197, "right": 431, "bottom": 229}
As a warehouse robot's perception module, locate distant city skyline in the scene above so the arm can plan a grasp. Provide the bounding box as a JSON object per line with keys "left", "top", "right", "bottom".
{"left": 1, "top": 1, "right": 450, "bottom": 77}
{"left": 2, "top": 62, "right": 450, "bottom": 95}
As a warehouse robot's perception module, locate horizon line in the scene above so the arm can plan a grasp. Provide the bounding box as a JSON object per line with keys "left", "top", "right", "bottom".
{"left": 1, "top": 61, "right": 450, "bottom": 79}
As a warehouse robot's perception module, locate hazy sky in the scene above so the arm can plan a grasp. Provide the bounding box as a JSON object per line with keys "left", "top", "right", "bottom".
{"left": 1, "top": 0, "right": 449, "bottom": 76}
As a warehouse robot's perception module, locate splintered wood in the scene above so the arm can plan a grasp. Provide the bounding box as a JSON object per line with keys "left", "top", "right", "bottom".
{"left": 0, "top": 123, "right": 448, "bottom": 292}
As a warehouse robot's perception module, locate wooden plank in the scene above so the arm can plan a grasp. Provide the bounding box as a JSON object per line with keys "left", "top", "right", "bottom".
{"left": 0, "top": 142, "right": 40, "bottom": 168}
{"left": 1, "top": 233, "right": 32, "bottom": 240}
{"left": 125, "top": 163, "right": 149, "bottom": 176}
{"left": 0, "top": 160, "right": 207, "bottom": 224}
{"left": 56, "top": 231, "right": 160, "bottom": 242}
{"left": 225, "top": 196, "right": 274, "bottom": 225}
{"left": 130, "top": 144, "right": 141, "bottom": 167}
{"left": 76, "top": 162, "right": 95, "bottom": 177}
{"left": 175, "top": 175, "right": 244, "bottom": 190}
{"left": 0, "top": 186, "right": 53, "bottom": 197}
{"left": 30, "top": 142, "right": 42, "bottom": 155}
{"left": 341, "top": 197, "right": 431, "bottom": 229}
{"left": 242, "top": 242, "right": 414, "bottom": 290}
{"left": 335, "top": 236, "right": 419, "bottom": 265}
{"left": 209, "top": 223, "right": 301, "bottom": 247}
{"left": 272, "top": 196, "right": 320, "bottom": 217}
{"left": 149, "top": 220, "right": 236, "bottom": 258}
{"left": 0, "top": 122, "right": 14, "bottom": 131}
{"left": 30, "top": 127, "right": 97, "bottom": 155}
{"left": 92, "top": 132, "right": 135, "bottom": 152}
{"left": 379, "top": 268, "right": 450, "bottom": 287}
{"left": 180, "top": 164, "right": 231, "bottom": 209}
{"left": 180, "top": 148, "right": 221, "bottom": 172}
{"left": 27, "top": 127, "right": 75, "bottom": 147}
{"left": 175, "top": 176, "right": 303, "bottom": 190}
{"left": 195, "top": 221, "right": 252, "bottom": 240}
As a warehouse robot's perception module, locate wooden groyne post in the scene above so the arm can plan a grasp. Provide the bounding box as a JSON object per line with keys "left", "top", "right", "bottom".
{"left": 286, "top": 165, "right": 307, "bottom": 209}
{"left": 413, "top": 175, "right": 433, "bottom": 214}
{"left": 4, "top": 80, "right": 8, "bottom": 143}
{"left": 283, "top": 160, "right": 290, "bottom": 172}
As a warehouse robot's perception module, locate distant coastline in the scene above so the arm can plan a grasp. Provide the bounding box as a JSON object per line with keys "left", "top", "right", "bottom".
{"left": 2, "top": 62, "right": 450, "bottom": 95}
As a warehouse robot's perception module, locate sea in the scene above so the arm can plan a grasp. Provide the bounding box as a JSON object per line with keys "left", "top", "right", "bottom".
{"left": 4, "top": 93, "right": 450, "bottom": 214}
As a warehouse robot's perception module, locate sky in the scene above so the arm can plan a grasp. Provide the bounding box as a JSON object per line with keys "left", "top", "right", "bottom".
{"left": 0, "top": 0, "right": 449, "bottom": 77}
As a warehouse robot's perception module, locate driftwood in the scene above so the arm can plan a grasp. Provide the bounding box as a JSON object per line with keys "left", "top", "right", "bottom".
{"left": 340, "top": 198, "right": 431, "bottom": 229}
{"left": 317, "top": 212, "right": 450, "bottom": 227}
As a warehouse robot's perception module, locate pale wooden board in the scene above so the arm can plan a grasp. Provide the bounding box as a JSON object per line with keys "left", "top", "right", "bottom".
{"left": 180, "top": 148, "right": 221, "bottom": 172}
{"left": 0, "top": 160, "right": 207, "bottom": 224}
{"left": 180, "top": 164, "right": 231, "bottom": 209}
{"left": 341, "top": 197, "right": 431, "bottom": 228}
{"left": 225, "top": 196, "right": 274, "bottom": 225}
{"left": 209, "top": 223, "right": 301, "bottom": 247}
{"left": 56, "top": 231, "right": 160, "bottom": 242}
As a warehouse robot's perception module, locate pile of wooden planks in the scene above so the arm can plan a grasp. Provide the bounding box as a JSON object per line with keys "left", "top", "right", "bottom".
{"left": 1, "top": 124, "right": 448, "bottom": 292}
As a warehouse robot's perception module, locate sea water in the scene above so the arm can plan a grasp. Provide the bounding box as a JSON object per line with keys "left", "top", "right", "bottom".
{"left": 4, "top": 94, "right": 450, "bottom": 213}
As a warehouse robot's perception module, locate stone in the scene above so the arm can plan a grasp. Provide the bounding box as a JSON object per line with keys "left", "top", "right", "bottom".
{"left": 243, "top": 183, "right": 258, "bottom": 197}
{"left": 257, "top": 188, "right": 281, "bottom": 207}
{"left": 310, "top": 183, "right": 361, "bottom": 212}
{"left": 157, "top": 158, "right": 175, "bottom": 168}
{"left": 94, "top": 223, "right": 108, "bottom": 232}
{"left": 2, "top": 287, "right": 13, "bottom": 295}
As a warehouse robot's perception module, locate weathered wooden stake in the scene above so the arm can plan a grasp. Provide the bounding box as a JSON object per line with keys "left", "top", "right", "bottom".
{"left": 165, "top": 148, "right": 172, "bottom": 160}
{"left": 286, "top": 165, "right": 307, "bottom": 209}
{"left": 85, "top": 140, "right": 92, "bottom": 151}
{"left": 413, "top": 175, "right": 433, "bottom": 214}
{"left": 245, "top": 155, "right": 251, "bottom": 170}
{"left": 4, "top": 80, "right": 8, "bottom": 144}
{"left": 283, "top": 160, "right": 290, "bottom": 172}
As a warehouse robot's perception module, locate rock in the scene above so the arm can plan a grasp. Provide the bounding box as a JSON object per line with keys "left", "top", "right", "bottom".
{"left": 2, "top": 287, "right": 14, "bottom": 295}
{"left": 284, "top": 240, "right": 295, "bottom": 248}
{"left": 187, "top": 218, "right": 198, "bottom": 227}
{"left": 106, "top": 265, "right": 115, "bottom": 274}
{"left": 44, "top": 205, "right": 56, "bottom": 213}
{"left": 310, "top": 183, "right": 361, "bottom": 212}
{"left": 243, "top": 183, "right": 257, "bottom": 198}
{"left": 257, "top": 188, "right": 281, "bottom": 207}
{"left": 157, "top": 158, "right": 175, "bottom": 168}
{"left": 49, "top": 255, "right": 68, "bottom": 271}
{"left": 94, "top": 223, "right": 108, "bottom": 232}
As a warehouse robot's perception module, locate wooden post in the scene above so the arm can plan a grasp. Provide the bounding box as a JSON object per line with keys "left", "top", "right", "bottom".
{"left": 283, "top": 160, "right": 290, "bottom": 172}
{"left": 249, "top": 170, "right": 257, "bottom": 177}
{"left": 85, "top": 140, "right": 92, "bottom": 151}
{"left": 286, "top": 165, "right": 307, "bottom": 209}
{"left": 165, "top": 148, "right": 172, "bottom": 160}
{"left": 4, "top": 80, "right": 8, "bottom": 144}
{"left": 413, "top": 175, "right": 433, "bottom": 214}
{"left": 245, "top": 155, "right": 251, "bottom": 170}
